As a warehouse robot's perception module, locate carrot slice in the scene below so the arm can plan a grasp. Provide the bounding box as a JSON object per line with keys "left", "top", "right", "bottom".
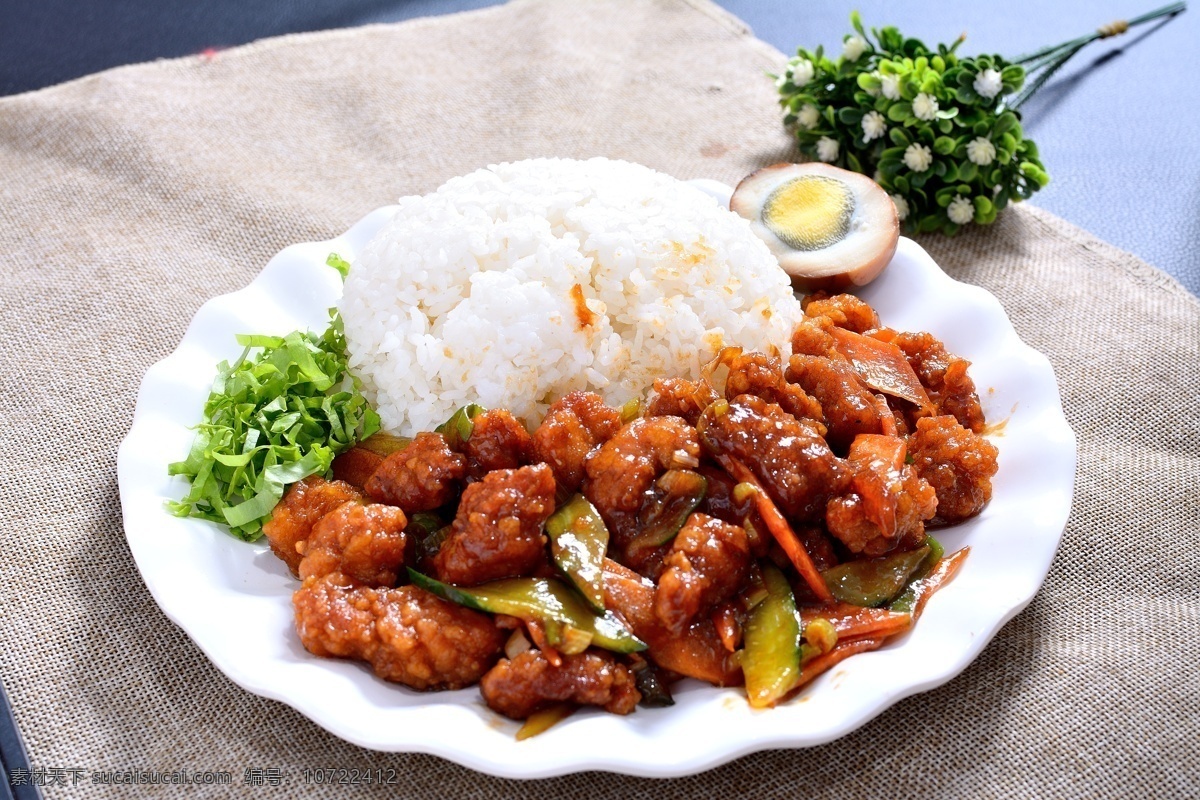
{"left": 830, "top": 327, "right": 932, "bottom": 413}
{"left": 793, "top": 636, "right": 888, "bottom": 692}
{"left": 908, "top": 546, "right": 970, "bottom": 621}
{"left": 801, "top": 603, "right": 913, "bottom": 642}
{"left": 523, "top": 620, "right": 562, "bottom": 667}
{"left": 787, "top": 548, "right": 969, "bottom": 699}
{"left": 874, "top": 393, "right": 898, "bottom": 437}
{"left": 715, "top": 455, "right": 834, "bottom": 603}
{"left": 712, "top": 603, "right": 743, "bottom": 653}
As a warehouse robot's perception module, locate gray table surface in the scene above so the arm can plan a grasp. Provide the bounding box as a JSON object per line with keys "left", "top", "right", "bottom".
{"left": 3, "top": 0, "right": 1195, "bottom": 293}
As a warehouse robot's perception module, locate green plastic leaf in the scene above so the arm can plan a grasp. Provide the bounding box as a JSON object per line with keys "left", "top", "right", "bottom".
{"left": 1000, "top": 64, "right": 1025, "bottom": 89}
{"left": 850, "top": 10, "right": 867, "bottom": 38}
{"left": 879, "top": 159, "right": 903, "bottom": 178}
{"left": 857, "top": 72, "right": 882, "bottom": 92}
{"left": 1020, "top": 162, "right": 1050, "bottom": 187}
{"left": 886, "top": 103, "right": 912, "bottom": 122}
{"left": 775, "top": 13, "right": 1046, "bottom": 237}
{"left": 973, "top": 195, "right": 995, "bottom": 222}
{"left": 917, "top": 214, "right": 942, "bottom": 233}
{"left": 993, "top": 112, "right": 1017, "bottom": 136}
{"left": 838, "top": 107, "right": 864, "bottom": 125}
{"left": 956, "top": 85, "right": 979, "bottom": 104}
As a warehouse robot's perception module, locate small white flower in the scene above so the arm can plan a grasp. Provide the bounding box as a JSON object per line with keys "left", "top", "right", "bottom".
{"left": 880, "top": 73, "right": 901, "bottom": 100}
{"left": 903, "top": 142, "right": 933, "bottom": 172}
{"left": 843, "top": 36, "right": 867, "bottom": 62}
{"left": 796, "top": 103, "right": 821, "bottom": 129}
{"left": 790, "top": 58, "right": 815, "bottom": 87}
{"left": 947, "top": 195, "right": 975, "bottom": 225}
{"left": 966, "top": 137, "right": 997, "bottom": 166}
{"left": 891, "top": 194, "right": 910, "bottom": 221}
{"left": 912, "top": 92, "right": 939, "bottom": 121}
{"left": 861, "top": 110, "right": 887, "bottom": 142}
{"left": 816, "top": 136, "right": 840, "bottom": 163}
{"left": 974, "top": 68, "right": 1003, "bottom": 100}
{"left": 864, "top": 70, "right": 882, "bottom": 97}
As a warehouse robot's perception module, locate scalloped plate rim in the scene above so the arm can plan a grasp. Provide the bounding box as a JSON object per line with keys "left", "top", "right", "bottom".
{"left": 117, "top": 180, "right": 1076, "bottom": 778}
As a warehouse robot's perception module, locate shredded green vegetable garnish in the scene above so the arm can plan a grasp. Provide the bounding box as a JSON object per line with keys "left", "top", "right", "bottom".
{"left": 325, "top": 252, "right": 352, "bottom": 279}
{"left": 167, "top": 255, "right": 378, "bottom": 541}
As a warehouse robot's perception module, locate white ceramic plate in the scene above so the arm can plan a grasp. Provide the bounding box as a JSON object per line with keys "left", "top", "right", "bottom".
{"left": 117, "top": 182, "right": 1075, "bottom": 778}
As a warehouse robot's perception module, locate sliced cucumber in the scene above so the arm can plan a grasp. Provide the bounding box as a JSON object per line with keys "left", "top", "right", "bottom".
{"left": 742, "top": 563, "right": 803, "bottom": 708}
{"left": 822, "top": 544, "right": 931, "bottom": 607}
{"left": 626, "top": 469, "right": 707, "bottom": 556}
{"left": 545, "top": 494, "right": 609, "bottom": 614}
{"left": 889, "top": 536, "right": 945, "bottom": 613}
{"left": 408, "top": 570, "right": 646, "bottom": 654}
{"left": 355, "top": 431, "right": 413, "bottom": 456}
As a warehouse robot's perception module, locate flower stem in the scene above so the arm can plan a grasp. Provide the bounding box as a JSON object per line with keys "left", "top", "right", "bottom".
{"left": 1011, "top": 1, "right": 1186, "bottom": 109}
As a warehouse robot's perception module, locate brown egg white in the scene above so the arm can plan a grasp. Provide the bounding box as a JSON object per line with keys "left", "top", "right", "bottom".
{"left": 730, "top": 162, "right": 899, "bottom": 292}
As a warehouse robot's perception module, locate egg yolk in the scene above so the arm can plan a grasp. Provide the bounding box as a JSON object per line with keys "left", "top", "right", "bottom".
{"left": 761, "top": 176, "right": 854, "bottom": 251}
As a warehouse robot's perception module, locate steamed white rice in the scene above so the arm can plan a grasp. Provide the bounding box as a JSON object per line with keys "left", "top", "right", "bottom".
{"left": 339, "top": 157, "right": 804, "bottom": 435}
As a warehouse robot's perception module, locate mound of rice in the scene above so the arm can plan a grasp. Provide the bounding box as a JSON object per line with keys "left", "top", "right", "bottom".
{"left": 339, "top": 157, "right": 804, "bottom": 435}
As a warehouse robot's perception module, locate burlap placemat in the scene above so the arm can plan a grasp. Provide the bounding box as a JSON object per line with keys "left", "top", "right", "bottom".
{"left": 1, "top": 0, "right": 1197, "bottom": 797}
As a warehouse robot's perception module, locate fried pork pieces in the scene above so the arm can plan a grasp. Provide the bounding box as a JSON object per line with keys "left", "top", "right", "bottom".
{"left": 273, "top": 293, "right": 998, "bottom": 722}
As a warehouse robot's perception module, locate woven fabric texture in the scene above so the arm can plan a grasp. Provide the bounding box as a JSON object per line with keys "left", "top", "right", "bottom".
{"left": 0, "top": 0, "right": 1196, "bottom": 797}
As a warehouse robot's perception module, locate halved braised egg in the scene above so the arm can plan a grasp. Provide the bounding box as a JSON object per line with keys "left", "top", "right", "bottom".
{"left": 730, "top": 163, "right": 899, "bottom": 291}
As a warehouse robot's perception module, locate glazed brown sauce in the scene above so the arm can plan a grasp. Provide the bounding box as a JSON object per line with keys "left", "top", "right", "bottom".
{"left": 981, "top": 403, "right": 1018, "bottom": 437}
